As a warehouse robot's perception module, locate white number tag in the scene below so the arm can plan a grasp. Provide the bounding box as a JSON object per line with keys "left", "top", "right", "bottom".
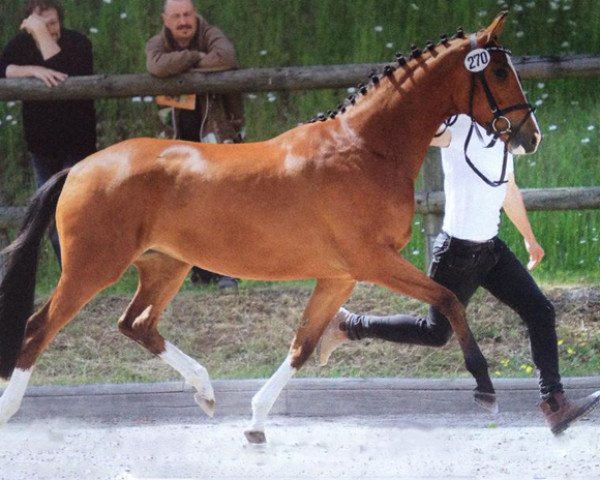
{"left": 464, "top": 49, "right": 490, "bottom": 72}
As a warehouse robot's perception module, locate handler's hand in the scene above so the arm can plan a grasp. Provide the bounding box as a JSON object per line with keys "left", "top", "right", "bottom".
{"left": 29, "top": 66, "right": 68, "bottom": 87}
{"left": 525, "top": 238, "right": 544, "bottom": 270}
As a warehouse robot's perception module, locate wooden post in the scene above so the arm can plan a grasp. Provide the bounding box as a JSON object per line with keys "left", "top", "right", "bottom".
{"left": 421, "top": 148, "right": 444, "bottom": 267}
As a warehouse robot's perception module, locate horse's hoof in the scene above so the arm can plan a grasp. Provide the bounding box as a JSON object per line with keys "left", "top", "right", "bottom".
{"left": 194, "top": 393, "right": 216, "bottom": 417}
{"left": 244, "top": 430, "right": 267, "bottom": 444}
{"left": 473, "top": 390, "right": 499, "bottom": 414}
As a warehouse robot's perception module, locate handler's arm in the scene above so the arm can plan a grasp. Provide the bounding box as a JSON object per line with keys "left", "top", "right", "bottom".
{"left": 503, "top": 174, "right": 544, "bottom": 270}
{"left": 145, "top": 34, "right": 202, "bottom": 77}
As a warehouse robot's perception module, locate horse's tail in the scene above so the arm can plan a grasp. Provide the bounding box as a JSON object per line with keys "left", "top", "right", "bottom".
{"left": 0, "top": 169, "right": 70, "bottom": 379}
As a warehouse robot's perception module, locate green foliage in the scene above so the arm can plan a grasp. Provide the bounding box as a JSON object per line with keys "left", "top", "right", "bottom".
{"left": 1, "top": 0, "right": 599, "bottom": 287}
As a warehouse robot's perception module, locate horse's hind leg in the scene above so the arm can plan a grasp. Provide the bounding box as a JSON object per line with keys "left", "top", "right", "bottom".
{"left": 0, "top": 271, "right": 120, "bottom": 424}
{"left": 117, "top": 252, "right": 215, "bottom": 416}
{"left": 244, "top": 278, "right": 355, "bottom": 444}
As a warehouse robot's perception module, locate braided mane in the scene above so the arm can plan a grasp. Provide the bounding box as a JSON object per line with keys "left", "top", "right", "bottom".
{"left": 306, "top": 27, "right": 468, "bottom": 124}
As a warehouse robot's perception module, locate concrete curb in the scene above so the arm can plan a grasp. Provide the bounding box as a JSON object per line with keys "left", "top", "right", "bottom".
{"left": 5, "top": 376, "right": 599, "bottom": 422}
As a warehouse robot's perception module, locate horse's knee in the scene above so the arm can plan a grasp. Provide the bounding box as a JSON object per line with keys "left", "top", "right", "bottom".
{"left": 289, "top": 338, "right": 316, "bottom": 369}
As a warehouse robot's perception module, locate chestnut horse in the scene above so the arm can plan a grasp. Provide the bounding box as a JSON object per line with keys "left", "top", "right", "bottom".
{"left": 0, "top": 12, "right": 539, "bottom": 443}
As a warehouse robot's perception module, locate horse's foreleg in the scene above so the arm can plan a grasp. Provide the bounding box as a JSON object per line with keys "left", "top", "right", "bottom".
{"left": 362, "top": 249, "right": 496, "bottom": 413}
{"left": 244, "top": 278, "right": 355, "bottom": 444}
{"left": 118, "top": 253, "right": 215, "bottom": 416}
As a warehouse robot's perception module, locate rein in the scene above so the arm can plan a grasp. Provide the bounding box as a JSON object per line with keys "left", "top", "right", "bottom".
{"left": 463, "top": 34, "right": 535, "bottom": 187}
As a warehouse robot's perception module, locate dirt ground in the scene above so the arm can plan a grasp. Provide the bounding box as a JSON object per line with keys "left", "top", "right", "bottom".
{"left": 2, "top": 413, "right": 600, "bottom": 480}
{"left": 2, "top": 285, "right": 599, "bottom": 479}
{"left": 27, "top": 283, "right": 600, "bottom": 385}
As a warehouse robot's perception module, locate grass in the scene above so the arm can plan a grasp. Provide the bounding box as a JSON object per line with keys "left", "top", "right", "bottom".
{"left": 7, "top": 282, "right": 597, "bottom": 386}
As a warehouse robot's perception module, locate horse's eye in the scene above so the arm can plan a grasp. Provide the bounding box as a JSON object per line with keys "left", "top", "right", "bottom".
{"left": 494, "top": 68, "right": 508, "bottom": 80}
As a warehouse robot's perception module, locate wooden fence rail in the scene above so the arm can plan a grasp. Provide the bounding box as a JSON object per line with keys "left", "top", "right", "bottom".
{"left": 2, "top": 186, "right": 598, "bottom": 230}
{"left": 0, "top": 54, "right": 599, "bottom": 100}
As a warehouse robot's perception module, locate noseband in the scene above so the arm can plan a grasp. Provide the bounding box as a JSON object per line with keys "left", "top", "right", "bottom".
{"left": 464, "top": 34, "right": 535, "bottom": 187}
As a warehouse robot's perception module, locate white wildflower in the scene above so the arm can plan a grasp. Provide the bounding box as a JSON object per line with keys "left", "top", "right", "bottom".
{"left": 548, "top": 124, "right": 558, "bottom": 131}
{"left": 374, "top": 26, "right": 383, "bottom": 33}
{"left": 259, "top": 50, "right": 268, "bottom": 56}
{"left": 120, "top": 12, "right": 127, "bottom": 19}
{"left": 386, "top": 42, "right": 394, "bottom": 49}
{"left": 89, "top": 27, "right": 99, "bottom": 34}
{"left": 410, "top": 3, "right": 419, "bottom": 10}
{"left": 587, "top": 125, "right": 595, "bottom": 131}
{"left": 131, "top": 97, "right": 142, "bottom": 103}
{"left": 581, "top": 137, "right": 591, "bottom": 144}
{"left": 536, "top": 82, "right": 545, "bottom": 89}
{"left": 143, "top": 96, "right": 154, "bottom": 103}
{"left": 515, "top": 31, "right": 524, "bottom": 38}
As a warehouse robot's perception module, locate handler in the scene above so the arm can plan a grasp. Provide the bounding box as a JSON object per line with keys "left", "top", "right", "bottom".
{"left": 318, "top": 114, "right": 600, "bottom": 435}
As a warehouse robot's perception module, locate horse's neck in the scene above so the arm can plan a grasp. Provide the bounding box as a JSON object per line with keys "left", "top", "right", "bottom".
{"left": 346, "top": 49, "right": 463, "bottom": 179}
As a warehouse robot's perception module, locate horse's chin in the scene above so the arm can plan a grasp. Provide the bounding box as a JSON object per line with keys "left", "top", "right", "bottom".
{"left": 508, "top": 144, "right": 527, "bottom": 156}
{"left": 508, "top": 130, "right": 542, "bottom": 156}
{"left": 508, "top": 138, "right": 540, "bottom": 156}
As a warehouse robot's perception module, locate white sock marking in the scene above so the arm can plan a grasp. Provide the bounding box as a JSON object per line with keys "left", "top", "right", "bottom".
{"left": 0, "top": 369, "right": 32, "bottom": 424}
{"left": 248, "top": 355, "right": 297, "bottom": 432}
{"left": 159, "top": 342, "right": 214, "bottom": 401}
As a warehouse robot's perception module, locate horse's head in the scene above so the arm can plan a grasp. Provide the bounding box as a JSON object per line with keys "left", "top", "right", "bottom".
{"left": 456, "top": 12, "right": 541, "bottom": 155}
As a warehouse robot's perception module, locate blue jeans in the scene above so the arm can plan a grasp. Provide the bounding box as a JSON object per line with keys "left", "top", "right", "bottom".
{"left": 345, "top": 231, "right": 562, "bottom": 398}
{"left": 29, "top": 151, "right": 87, "bottom": 266}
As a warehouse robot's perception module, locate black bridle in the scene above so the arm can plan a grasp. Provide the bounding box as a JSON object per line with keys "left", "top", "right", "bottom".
{"left": 463, "top": 36, "right": 536, "bottom": 187}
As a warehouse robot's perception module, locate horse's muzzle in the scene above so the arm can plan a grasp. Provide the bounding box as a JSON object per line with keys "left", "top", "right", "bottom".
{"left": 508, "top": 129, "right": 541, "bottom": 155}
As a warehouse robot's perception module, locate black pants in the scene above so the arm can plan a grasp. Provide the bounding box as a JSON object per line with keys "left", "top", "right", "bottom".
{"left": 346, "top": 231, "right": 562, "bottom": 397}
{"left": 30, "top": 151, "right": 89, "bottom": 267}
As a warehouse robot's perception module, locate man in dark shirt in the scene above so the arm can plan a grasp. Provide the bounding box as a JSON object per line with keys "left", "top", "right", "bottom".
{"left": 0, "top": 0, "right": 97, "bottom": 265}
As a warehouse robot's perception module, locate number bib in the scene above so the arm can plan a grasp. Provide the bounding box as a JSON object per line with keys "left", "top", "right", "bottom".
{"left": 465, "top": 49, "right": 491, "bottom": 72}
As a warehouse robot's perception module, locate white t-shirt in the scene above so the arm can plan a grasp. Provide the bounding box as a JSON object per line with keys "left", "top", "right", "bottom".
{"left": 441, "top": 114, "right": 514, "bottom": 242}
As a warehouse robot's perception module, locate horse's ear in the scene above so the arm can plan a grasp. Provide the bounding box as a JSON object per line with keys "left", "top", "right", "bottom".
{"left": 479, "top": 11, "right": 508, "bottom": 45}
